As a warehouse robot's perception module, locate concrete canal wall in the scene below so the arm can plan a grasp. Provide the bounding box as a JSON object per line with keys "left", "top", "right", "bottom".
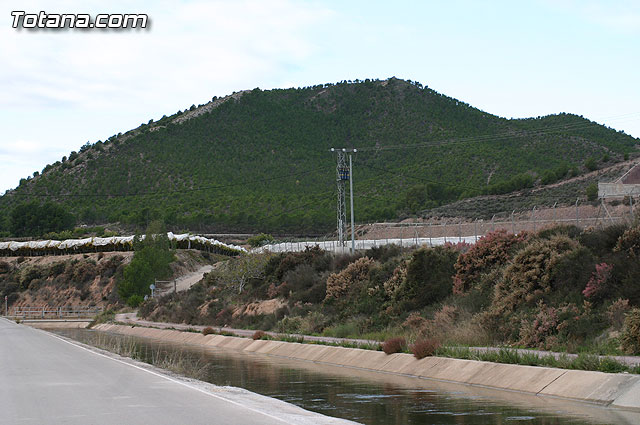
{"left": 95, "top": 323, "right": 640, "bottom": 411}
{"left": 24, "top": 320, "right": 91, "bottom": 329}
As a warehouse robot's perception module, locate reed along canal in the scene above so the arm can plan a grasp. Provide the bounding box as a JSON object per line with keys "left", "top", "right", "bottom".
{"left": 52, "top": 328, "right": 639, "bottom": 425}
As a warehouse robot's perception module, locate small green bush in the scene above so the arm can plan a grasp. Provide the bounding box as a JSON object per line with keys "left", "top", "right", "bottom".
{"left": 585, "top": 157, "right": 598, "bottom": 171}
{"left": 276, "top": 316, "right": 302, "bottom": 334}
{"left": 324, "top": 321, "right": 359, "bottom": 339}
{"left": 586, "top": 183, "right": 598, "bottom": 201}
{"left": 580, "top": 224, "right": 627, "bottom": 256}
{"left": 365, "top": 244, "right": 403, "bottom": 263}
{"left": 285, "top": 264, "right": 326, "bottom": 304}
{"left": 598, "top": 357, "right": 627, "bottom": 373}
{"left": 0, "top": 261, "right": 11, "bottom": 275}
{"left": 127, "top": 294, "right": 144, "bottom": 307}
{"left": 397, "top": 246, "right": 458, "bottom": 309}
{"left": 247, "top": 233, "right": 275, "bottom": 247}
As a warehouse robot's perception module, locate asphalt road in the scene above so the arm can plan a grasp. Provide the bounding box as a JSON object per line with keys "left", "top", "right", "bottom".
{"left": 0, "top": 318, "right": 355, "bottom": 425}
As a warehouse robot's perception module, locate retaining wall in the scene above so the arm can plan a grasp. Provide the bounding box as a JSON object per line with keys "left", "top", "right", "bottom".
{"left": 25, "top": 320, "right": 91, "bottom": 329}
{"left": 94, "top": 324, "right": 640, "bottom": 410}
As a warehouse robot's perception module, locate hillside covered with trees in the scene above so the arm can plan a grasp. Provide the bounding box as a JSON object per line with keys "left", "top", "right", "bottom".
{"left": 1, "top": 78, "right": 637, "bottom": 236}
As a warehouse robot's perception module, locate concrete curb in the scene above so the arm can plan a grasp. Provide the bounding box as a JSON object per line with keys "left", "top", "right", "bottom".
{"left": 94, "top": 324, "right": 640, "bottom": 410}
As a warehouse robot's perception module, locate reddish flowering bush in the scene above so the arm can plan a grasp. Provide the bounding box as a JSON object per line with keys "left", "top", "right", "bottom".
{"left": 453, "top": 230, "right": 528, "bottom": 294}
{"left": 519, "top": 302, "right": 580, "bottom": 349}
{"left": 202, "top": 326, "right": 216, "bottom": 336}
{"left": 582, "top": 263, "right": 613, "bottom": 299}
{"left": 252, "top": 330, "right": 267, "bottom": 340}
{"left": 382, "top": 337, "right": 407, "bottom": 354}
{"left": 410, "top": 338, "right": 441, "bottom": 359}
{"left": 442, "top": 241, "right": 472, "bottom": 253}
{"left": 402, "top": 312, "right": 428, "bottom": 336}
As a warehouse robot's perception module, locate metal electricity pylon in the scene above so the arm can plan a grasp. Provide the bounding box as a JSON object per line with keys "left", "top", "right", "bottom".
{"left": 330, "top": 148, "right": 356, "bottom": 253}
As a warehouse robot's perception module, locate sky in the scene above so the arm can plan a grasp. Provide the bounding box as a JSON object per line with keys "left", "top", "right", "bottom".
{"left": 1, "top": 0, "right": 639, "bottom": 194}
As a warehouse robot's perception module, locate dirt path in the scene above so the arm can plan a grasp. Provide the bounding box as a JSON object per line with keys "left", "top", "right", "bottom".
{"left": 156, "top": 264, "right": 215, "bottom": 295}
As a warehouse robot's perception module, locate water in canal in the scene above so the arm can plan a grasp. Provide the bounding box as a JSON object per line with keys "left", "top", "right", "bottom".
{"left": 53, "top": 328, "right": 638, "bottom": 425}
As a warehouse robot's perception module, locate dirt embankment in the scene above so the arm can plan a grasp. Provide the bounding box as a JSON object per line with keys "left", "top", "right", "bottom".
{"left": 0, "top": 250, "right": 222, "bottom": 311}
{"left": 0, "top": 252, "right": 132, "bottom": 310}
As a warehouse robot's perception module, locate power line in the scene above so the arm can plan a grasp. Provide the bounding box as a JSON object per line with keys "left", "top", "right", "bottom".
{"left": 355, "top": 114, "right": 640, "bottom": 153}
{"left": 360, "top": 163, "right": 482, "bottom": 191}
{"left": 359, "top": 163, "right": 599, "bottom": 201}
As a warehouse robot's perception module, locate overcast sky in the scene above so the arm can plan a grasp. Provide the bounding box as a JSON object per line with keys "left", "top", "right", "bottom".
{"left": 1, "top": 0, "right": 639, "bottom": 194}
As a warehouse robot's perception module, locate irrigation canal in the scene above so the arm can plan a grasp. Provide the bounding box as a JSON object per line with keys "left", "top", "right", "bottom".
{"left": 53, "top": 328, "right": 640, "bottom": 425}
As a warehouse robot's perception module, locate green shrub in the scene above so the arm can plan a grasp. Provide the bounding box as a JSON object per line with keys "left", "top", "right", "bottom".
{"left": 285, "top": 264, "right": 326, "bottom": 304}
{"left": 269, "top": 246, "right": 329, "bottom": 281}
{"left": 0, "top": 261, "right": 11, "bottom": 275}
{"left": 323, "top": 321, "right": 359, "bottom": 339}
{"left": 138, "top": 298, "right": 157, "bottom": 317}
{"left": 580, "top": 224, "right": 627, "bottom": 256}
{"left": 537, "top": 225, "right": 581, "bottom": 240}
{"left": 598, "top": 357, "right": 627, "bottom": 373}
{"left": 127, "top": 294, "right": 144, "bottom": 307}
{"left": 621, "top": 308, "right": 640, "bottom": 354}
{"left": 586, "top": 183, "right": 598, "bottom": 201}
{"left": 585, "top": 157, "right": 598, "bottom": 171}
{"left": 247, "top": 233, "right": 275, "bottom": 247}
{"left": 396, "top": 246, "right": 458, "bottom": 309}
{"left": 118, "top": 221, "right": 175, "bottom": 301}
{"left": 300, "top": 311, "right": 328, "bottom": 334}
{"left": 276, "top": 316, "right": 302, "bottom": 333}
{"left": 615, "top": 226, "right": 640, "bottom": 258}
{"left": 571, "top": 353, "right": 601, "bottom": 371}
{"left": 365, "top": 244, "right": 403, "bottom": 263}
{"left": 493, "top": 235, "right": 582, "bottom": 313}
{"left": 88, "top": 309, "right": 115, "bottom": 328}
{"left": 48, "top": 262, "right": 66, "bottom": 277}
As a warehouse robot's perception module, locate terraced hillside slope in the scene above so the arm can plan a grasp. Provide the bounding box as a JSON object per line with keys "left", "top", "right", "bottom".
{"left": 1, "top": 78, "right": 637, "bottom": 235}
